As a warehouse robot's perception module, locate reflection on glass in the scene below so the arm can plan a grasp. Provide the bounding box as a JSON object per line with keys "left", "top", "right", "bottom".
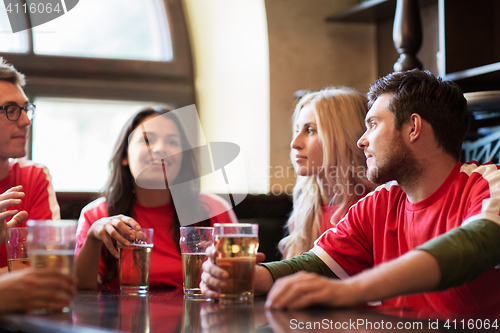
{"left": 182, "top": 298, "right": 209, "bottom": 333}
{"left": 32, "top": 98, "right": 155, "bottom": 192}
{"left": 32, "top": 0, "right": 172, "bottom": 61}
{"left": 200, "top": 303, "right": 255, "bottom": 333}
{"left": 0, "top": 5, "right": 29, "bottom": 52}
{"left": 119, "top": 294, "right": 150, "bottom": 333}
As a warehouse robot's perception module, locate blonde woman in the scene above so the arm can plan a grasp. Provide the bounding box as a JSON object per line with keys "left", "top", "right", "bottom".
{"left": 279, "top": 87, "right": 373, "bottom": 259}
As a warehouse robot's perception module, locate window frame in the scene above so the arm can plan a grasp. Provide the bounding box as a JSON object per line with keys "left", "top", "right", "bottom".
{"left": 1, "top": 0, "right": 195, "bottom": 194}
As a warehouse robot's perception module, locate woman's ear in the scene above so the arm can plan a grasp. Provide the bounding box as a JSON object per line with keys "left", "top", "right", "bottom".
{"left": 122, "top": 157, "right": 128, "bottom": 166}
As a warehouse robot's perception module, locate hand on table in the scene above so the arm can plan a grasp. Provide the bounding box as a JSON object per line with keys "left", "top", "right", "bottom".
{"left": 200, "top": 246, "right": 267, "bottom": 300}
{"left": 265, "top": 271, "right": 360, "bottom": 310}
{"left": 0, "top": 268, "right": 77, "bottom": 312}
{"left": 87, "top": 215, "right": 142, "bottom": 258}
{"left": 0, "top": 185, "right": 28, "bottom": 244}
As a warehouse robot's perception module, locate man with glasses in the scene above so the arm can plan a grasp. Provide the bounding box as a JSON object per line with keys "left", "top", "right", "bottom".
{"left": 0, "top": 57, "right": 60, "bottom": 271}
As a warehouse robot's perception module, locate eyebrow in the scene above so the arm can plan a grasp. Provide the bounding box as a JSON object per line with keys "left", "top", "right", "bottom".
{"left": 296, "top": 122, "right": 317, "bottom": 128}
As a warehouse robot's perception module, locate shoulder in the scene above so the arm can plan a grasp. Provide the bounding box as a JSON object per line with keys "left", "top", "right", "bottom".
{"left": 80, "top": 197, "right": 108, "bottom": 218}
{"left": 459, "top": 161, "right": 500, "bottom": 178}
{"left": 199, "top": 190, "right": 238, "bottom": 223}
{"left": 199, "top": 190, "right": 233, "bottom": 211}
{"left": 9, "top": 158, "right": 52, "bottom": 180}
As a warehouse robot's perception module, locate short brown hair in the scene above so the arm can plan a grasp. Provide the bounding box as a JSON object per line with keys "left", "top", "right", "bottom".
{"left": 0, "top": 57, "right": 25, "bottom": 86}
{"left": 368, "top": 69, "right": 470, "bottom": 160}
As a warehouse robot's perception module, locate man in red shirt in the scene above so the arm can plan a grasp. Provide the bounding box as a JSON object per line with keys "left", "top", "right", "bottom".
{"left": 0, "top": 57, "right": 76, "bottom": 312}
{"left": 0, "top": 57, "right": 60, "bottom": 268}
{"left": 201, "top": 69, "right": 500, "bottom": 315}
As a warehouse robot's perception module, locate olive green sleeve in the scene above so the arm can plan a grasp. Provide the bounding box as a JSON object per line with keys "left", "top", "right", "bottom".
{"left": 416, "top": 219, "right": 500, "bottom": 291}
{"left": 259, "top": 251, "right": 338, "bottom": 281}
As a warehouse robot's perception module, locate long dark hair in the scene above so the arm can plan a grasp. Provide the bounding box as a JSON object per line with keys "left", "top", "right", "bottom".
{"left": 100, "top": 107, "right": 210, "bottom": 288}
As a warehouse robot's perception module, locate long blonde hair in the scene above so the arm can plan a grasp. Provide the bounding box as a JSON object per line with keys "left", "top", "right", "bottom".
{"left": 279, "top": 87, "right": 372, "bottom": 259}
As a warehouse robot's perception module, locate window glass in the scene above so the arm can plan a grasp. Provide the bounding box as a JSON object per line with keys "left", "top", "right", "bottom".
{"left": 32, "top": 0, "right": 173, "bottom": 61}
{"left": 0, "top": 4, "right": 29, "bottom": 53}
{"left": 32, "top": 98, "right": 157, "bottom": 192}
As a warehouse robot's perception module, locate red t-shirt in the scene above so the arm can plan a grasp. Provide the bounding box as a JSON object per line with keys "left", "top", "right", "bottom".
{"left": 0, "top": 159, "right": 60, "bottom": 267}
{"left": 75, "top": 192, "right": 238, "bottom": 290}
{"left": 313, "top": 161, "right": 500, "bottom": 315}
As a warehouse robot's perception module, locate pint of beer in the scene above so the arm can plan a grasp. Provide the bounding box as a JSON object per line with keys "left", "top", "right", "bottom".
{"left": 26, "top": 220, "right": 77, "bottom": 276}
{"left": 119, "top": 228, "right": 154, "bottom": 294}
{"left": 179, "top": 227, "right": 214, "bottom": 298}
{"left": 27, "top": 220, "right": 78, "bottom": 314}
{"left": 214, "top": 223, "right": 259, "bottom": 304}
{"left": 6, "top": 227, "right": 30, "bottom": 272}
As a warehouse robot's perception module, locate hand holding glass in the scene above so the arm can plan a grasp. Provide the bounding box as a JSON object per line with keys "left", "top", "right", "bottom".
{"left": 119, "top": 228, "right": 154, "bottom": 294}
{"left": 214, "top": 223, "right": 259, "bottom": 304}
{"left": 179, "top": 227, "right": 214, "bottom": 297}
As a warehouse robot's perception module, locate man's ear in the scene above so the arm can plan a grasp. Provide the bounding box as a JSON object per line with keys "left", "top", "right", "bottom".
{"left": 408, "top": 113, "right": 422, "bottom": 143}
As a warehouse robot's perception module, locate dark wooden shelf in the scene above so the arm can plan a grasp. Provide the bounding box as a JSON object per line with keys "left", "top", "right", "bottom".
{"left": 445, "top": 63, "right": 500, "bottom": 93}
{"left": 326, "top": 0, "right": 437, "bottom": 23}
{"left": 326, "top": 0, "right": 396, "bottom": 23}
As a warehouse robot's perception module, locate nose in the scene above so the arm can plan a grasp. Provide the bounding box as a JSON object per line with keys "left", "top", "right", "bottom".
{"left": 17, "top": 109, "right": 32, "bottom": 127}
{"left": 291, "top": 132, "right": 303, "bottom": 150}
{"left": 357, "top": 130, "right": 368, "bottom": 150}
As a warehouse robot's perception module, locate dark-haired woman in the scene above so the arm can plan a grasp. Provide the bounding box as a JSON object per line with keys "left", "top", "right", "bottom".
{"left": 74, "top": 107, "right": 237, "bottom": 290}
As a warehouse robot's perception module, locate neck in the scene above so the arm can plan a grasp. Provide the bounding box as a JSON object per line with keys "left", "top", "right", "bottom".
{"left": 401, "top": 156, "right": 457, "bottom": 203}
{"left": 133, "top": 185, "right": 172, "bottom": 207}
{"left": 317, "top": 175, "right": 336, "bottom": 205}
{"left": 0, "top": 158, "right": 9, "bottom": 180}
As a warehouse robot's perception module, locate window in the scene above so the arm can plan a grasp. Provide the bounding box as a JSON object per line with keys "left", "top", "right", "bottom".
{"left": 32, "top": 98, "right": 154, "bottom": 192}
{"left": 1, "top": 0, "right": 195, "bottom": 193}
{"left": 0, "top": 5, "right": 29, "bottom": 53}
{"left": 32, "top": 0, "right": 173, "bottom": 61}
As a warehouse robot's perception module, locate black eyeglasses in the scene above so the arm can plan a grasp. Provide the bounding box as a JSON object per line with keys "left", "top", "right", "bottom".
{"left": 0, "top": 103, "right": 35, "bottom": 121}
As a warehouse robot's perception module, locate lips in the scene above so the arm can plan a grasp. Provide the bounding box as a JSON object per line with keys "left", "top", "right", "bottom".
{"left": 12, "top": 134, "right": 27, "bottom": 142}
{"left": 295, "top": 155, "right": 307, "bottom": 162}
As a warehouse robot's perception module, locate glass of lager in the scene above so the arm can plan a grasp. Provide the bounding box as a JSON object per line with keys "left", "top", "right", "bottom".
{"left": 6, "top": 227, "right": 30, "bottom": 272}
{"left": 118, "top": 228, "right": 154, "bottom": 295}
{"left": 179, "top": 227, "right": 214, "bottom": 298}
{"left": 214, "top": 223, "right": 259, "bottom": 304}
{"left": 27, "top": 220, "right": 78, "bottom": 313}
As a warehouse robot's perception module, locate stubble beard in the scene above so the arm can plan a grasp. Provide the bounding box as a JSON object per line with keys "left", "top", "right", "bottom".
{"left": 366, "top": 132, "right": 423, "bottom": 187}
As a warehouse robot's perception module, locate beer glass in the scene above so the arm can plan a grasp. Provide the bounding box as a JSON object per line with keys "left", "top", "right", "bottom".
{"left": 27, "top": 220, "right": 77, "bottom": 314}
{"left": 27, "top": 220, "right": 77, "bottom": 275}
{"left": 214, "top": 223, "right": 259, "bottom": 304}
{"left": 6, "top": 227, "right": 30, "bottom": 271}
{"left": 179, "top": 227, "right": 214, "bottom": 297}
{"left": 119, "top": 228, "right": 154, "bottom": 294}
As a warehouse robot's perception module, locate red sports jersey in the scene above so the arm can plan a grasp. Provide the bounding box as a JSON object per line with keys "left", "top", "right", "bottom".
{"left": 0, "top": 159, "right": 60, "bottom": 267}
{"left": 313, "top": 161, "right": 500, "bottom": 315}
{"left": 75, "top": 192, "right": 238, "bottom": 290}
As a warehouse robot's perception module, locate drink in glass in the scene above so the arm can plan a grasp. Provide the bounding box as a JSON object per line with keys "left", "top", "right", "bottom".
{"left": 119, "top": 228, "right": 154, "bottom": 294}
{"left": 214, "top": 223, "right": 259, "bottom": 304}
{"left": 179, "top": 227, "right": 214, "bottom": 297}
{"left": 6, "top": 227, "right": 30, "bottom": 272}
{"left": 27, "top": 220, "right": 78, "bottom": 313}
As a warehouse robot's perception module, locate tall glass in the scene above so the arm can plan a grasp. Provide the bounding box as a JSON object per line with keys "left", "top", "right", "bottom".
{"left": 214, "top": 223, "right": 259, "bottom": 304}
{"left": 27, "top": 220, "right": 77, "bottom": 314}
{"left": 118, "top": 228, "right": 154, "bottom": 295}
{"left": 179, "top": 227, "right": 214, "bottom": 298}
{"left": 27, "top": 220, "right": 77, "bottom": 276}
{"left": 6, "top": 227, "right": 30, "bottom": 271}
